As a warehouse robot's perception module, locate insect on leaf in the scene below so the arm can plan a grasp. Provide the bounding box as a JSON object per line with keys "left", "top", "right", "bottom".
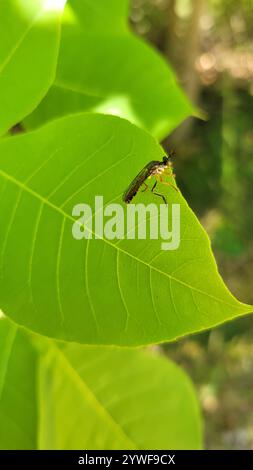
{"left": 0, "top": 113, "right": 251, "bottom": 345}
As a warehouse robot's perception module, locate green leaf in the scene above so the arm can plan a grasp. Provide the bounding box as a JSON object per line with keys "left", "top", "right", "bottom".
{"left": 24, "top": 0, "right": 194, "bottom": 140}
{"left": 0, "top": 0, "right": 65, "bottom": 135}
{"left": 0, "top": 317, "right": 202, "bottom": 450}
{"left": 0, "top": 113, "right": 251, "bottom": 345}
{"left": 0, "top": 319, "right": 37, "bottom": 450}
{"left": 64, "top": 0, "right": 129, "bottom": 34}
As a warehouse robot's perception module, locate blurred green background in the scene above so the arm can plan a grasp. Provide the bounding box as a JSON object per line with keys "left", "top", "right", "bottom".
{"left": 130, "top": 0, "right": 253, "bottom": 449}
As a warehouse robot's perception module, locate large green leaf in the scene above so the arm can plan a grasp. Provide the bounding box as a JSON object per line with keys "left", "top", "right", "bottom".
{"left": 0, "top": 317, "right": 202, "bottom": 450}
{"left": 24, "top": 0, "right": 194, "bottom": 140}
{"left": 0, "top": 0, "right": 65, "bottom": 135}
{"left": 0, "top": 113, "right": 251, "bottom": 345}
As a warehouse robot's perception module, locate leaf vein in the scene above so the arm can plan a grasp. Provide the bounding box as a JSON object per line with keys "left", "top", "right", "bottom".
{"left": 48, "top": 133, "right": 115, "bottom": 200}
{"left": 60, "top": 139, "right": 134, "bottom": 208}
{"left": 84, "top": 238, "right": 99, "bottom": 332}
{"left": 116, "top": 251, "right": 130, "bottom": 332}
{"left": 56, "top": 218, "right": 66, "bottom": 326}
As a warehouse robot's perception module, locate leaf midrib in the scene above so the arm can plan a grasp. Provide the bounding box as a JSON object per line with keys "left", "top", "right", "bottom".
{"left": 0, "top": 168, "right": 248, "bottom": 311}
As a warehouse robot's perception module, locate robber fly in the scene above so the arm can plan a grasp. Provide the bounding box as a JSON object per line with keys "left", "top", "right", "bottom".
{"left": 123, "top": 152, "right": 178, "bottom": 204}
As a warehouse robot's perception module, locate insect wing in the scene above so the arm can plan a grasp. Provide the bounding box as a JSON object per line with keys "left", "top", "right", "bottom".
{"left": 123, "top": 161, "right": 158, "bottom": 203}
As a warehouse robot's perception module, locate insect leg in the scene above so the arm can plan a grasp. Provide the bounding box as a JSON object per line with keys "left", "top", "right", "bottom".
{"left": 151, "top": 180, "right": 158, "bottom": 192}
{"left": 151, "top": 180, "right": 167, "bottom": 204}
{"left": 160, "top": 177, "right": 179, "bottom": 192}
{"left": 153, "top": 192, "right": 167, "bottom": 204}
{"left": 164, "top": 168, "right": 175, "bottom": 178}
{"left": 141, "top": 182, "right": 149, "bottom": 192}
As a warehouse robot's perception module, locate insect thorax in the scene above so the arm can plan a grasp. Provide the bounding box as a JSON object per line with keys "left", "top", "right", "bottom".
{"left": 151, "top": 161, "right": 171, "bottom": 176}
